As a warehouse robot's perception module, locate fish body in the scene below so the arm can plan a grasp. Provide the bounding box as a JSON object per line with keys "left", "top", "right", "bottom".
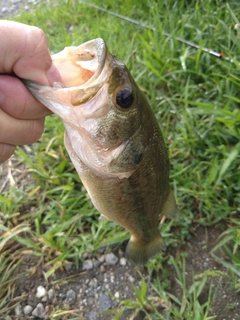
{"left": 25, "top": 38, "right": 177, "bottom": 265}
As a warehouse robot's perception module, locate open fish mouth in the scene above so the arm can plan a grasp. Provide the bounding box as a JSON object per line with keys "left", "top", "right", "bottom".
{"left": 50, "top": 38, "right": 108, "bottom": 88}
{"left": 24, "top": 38, "right": 111, "bottom": 108}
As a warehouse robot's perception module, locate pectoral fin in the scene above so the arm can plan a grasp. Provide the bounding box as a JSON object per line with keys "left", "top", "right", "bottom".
{"left": 162, "top": 189, "right": 178, "bottom": 220}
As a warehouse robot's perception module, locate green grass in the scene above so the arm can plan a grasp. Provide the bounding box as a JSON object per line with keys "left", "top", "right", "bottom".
{"left": 0, "top": 0, "right": 240, "bottom": 318}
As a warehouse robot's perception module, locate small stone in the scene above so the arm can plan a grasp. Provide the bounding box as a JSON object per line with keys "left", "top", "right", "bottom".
{"left": 23, "top": 305, "right": 33, "bottom": 315}
{"left": 82, "top": 252, "right": 89, "bottom": 259}
{"left": 64, "top": 262, "right": 73, "bottom": 272}
{"left": 114, "top": 292, "right": 120, "bottom": 298}
{"left": 45, "top": 305, "right": 52, "bottom": 316}
{"left": 85, "top": 309, "right": 99, "bottom": 320}
{"left": 82, "top": 259, "right": 93, "bottom": 270}
{"left": 97, "top": 254, "right": 105, "bottom": 263}
{"left": 128, "top": 275, "right": 135, "bottom": 283}
{"left": 1, "top": 7, "right": 8, "bottom": 14}
{"left": 110, "top": 273, "right": 115, "bottom": 283}
{"left": 59, "top": 292, "right": 66, "bottom": 299}
{"left": 99, "top": 265, "right": 105, "bottom": 272}
{"left": 105, "top": 253, "right": 118, "bottom": 265}
{"left": 41, "top": 295, "right": 48, "bottom": 302}
{"left": 87, "top": 297, "right": 94, "bottom": 305}
{"left": 65, "top": 289, "right": 76, "bottom": 305}
{"left": 32, "top": 303, "right": 45, "bottom": 319}
{"left": 63, "top": 303, "right": 70, "bottom": 310}
{"left": 89, "top": 278, "right": 98, "bottom": 289}
{"left": 118, "top": 249, "right": 124, "bottom": 257}
{"left": 93, "top": 258, "right": 100, "bottom": 268}
{"left": 36, "top": 285, "right": 47, "bottom": 298}
{"left": 113, "top": 300, "right": 119, "bottom": 307}
{"left": 98, "top": 247, "right": 105, "bottom": 254}
{"left": 48, "top": 288, "right": 55, "bottom": 300}
{"left": 15, "top": 304, "right": 23, "bottom": 316}
{"left": 99, "top": 293, "right": 112, "bottom": 311}
{"left": 9, "top": 5, "right": 17, "bottom": 13}
{"left": 120, "top": 257, "right": 127, "bottom": 266}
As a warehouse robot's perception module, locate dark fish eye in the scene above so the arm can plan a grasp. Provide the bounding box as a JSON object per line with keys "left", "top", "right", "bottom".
{"left": 116, "top": 88, "right": 134, "bottom": 109}
{"left": 134, "top": 153, "right": 143, "bottom": 164}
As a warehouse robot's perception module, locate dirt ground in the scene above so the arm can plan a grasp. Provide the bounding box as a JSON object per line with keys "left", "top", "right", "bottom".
{"left": 5, "top": 220, "right": 240, "bottom": 319}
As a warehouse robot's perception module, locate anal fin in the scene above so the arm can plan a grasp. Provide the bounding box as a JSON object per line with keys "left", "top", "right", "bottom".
{"left": 162, "top": 189, "right": 178, "bottom": 220}
{"left": 99, "top": 214, "right": 110, "bottom": 221}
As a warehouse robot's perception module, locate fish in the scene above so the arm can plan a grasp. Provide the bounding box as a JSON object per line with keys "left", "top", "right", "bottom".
{"left": 24, "top": 38, "right": 178, "bottom": 265}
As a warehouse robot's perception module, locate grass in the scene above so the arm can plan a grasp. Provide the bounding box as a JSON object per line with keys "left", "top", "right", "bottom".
{"left": 0, "top": 0, "right": 240, "bottom": 318}
{"left": 109, "top": 256, "right": 217, "bottom": 320}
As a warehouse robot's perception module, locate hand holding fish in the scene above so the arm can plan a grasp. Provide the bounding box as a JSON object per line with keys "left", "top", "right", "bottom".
{"left": 0, "top": 21, "right": 61, "bottom": 163}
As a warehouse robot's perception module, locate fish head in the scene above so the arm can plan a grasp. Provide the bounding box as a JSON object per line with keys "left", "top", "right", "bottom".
{"left": 25, "top": 38, "right": 145, "bottom": 179}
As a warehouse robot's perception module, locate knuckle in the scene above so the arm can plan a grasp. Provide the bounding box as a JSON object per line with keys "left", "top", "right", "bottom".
{"left": 25, "top": 27, "right": 51, "bottom": 67}
{"left": 26, "top": 118, "right": 44, "bottom": 144}
{"left": 28, "top": 26, "right": 47, "bottom": 46}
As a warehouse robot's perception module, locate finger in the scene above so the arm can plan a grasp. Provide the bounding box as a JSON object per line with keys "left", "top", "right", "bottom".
{"left": 0, "top": 75, "right": 51, "bottom": 119}
{"left": 0, "top": 143, "right": 15, "bottom": 163}
{"left": 0, "top": 109, "right": 44, "bottom": 145}
{"left": 0, "top": 20, "right": 61, "bottom": 85}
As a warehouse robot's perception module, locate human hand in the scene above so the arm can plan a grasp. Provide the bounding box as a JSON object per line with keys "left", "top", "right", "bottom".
{"left": 0, "top": 20, "right": 61, "bottom": 163}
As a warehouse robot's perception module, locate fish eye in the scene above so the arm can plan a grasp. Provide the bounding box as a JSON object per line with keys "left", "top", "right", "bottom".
{"left": 116, "top": 88, "right": 134, "bottom": 109}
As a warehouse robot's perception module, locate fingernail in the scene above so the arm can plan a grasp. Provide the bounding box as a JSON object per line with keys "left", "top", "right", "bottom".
{"left": 46, "top": 64, "right": 62, "bottom": 85}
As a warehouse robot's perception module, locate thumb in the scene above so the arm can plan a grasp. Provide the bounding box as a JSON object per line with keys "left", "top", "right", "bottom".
{"left": 0, "top": 21, "right": 61, "bottom": 85}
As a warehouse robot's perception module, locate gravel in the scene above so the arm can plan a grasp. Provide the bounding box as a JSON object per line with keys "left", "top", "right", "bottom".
{"left": 10, "top": 249, "right": 145, "bottom": 319}
{"left": 105, "top": 252, "right": 119, "bottom": 265}
{"left": 82, "top": 259, "right": 94, "bottom": 271}
{"left": 8, "top": 226, "right": 240, "bottom": 320}
{"left": 23, "top": 305, "right": 33, "bottom": 315}
{"left": 65, "top": 289, "right": 76, "bottom": 305}
{"left": 32, "top": 303, "right": 45, "bottom": 319}
{"left": 99, "top": 293, "right": 112, "bottom": 311}
{"left": 36, "top": 285, "right": 47, "bottom": 299}
{"left": 0, "top": 0, "right": 38, "bottom": 17}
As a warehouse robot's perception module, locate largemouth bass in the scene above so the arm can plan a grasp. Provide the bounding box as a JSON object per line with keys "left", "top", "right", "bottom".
{"left": 25, "top": 38, "right": 177, "bottom": 265}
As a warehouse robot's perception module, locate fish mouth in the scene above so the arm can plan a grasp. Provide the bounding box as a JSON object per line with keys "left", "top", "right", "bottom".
{"left": 51, "top": 38, "right": 108, "bottom": 89}
{"left": 24, "top": 38, "right": 110, "bottom": 106}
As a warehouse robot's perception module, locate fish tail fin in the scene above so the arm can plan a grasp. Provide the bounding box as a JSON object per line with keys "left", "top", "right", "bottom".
{"left": 125, "top": 235, "right": 166, "bottom": 266}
